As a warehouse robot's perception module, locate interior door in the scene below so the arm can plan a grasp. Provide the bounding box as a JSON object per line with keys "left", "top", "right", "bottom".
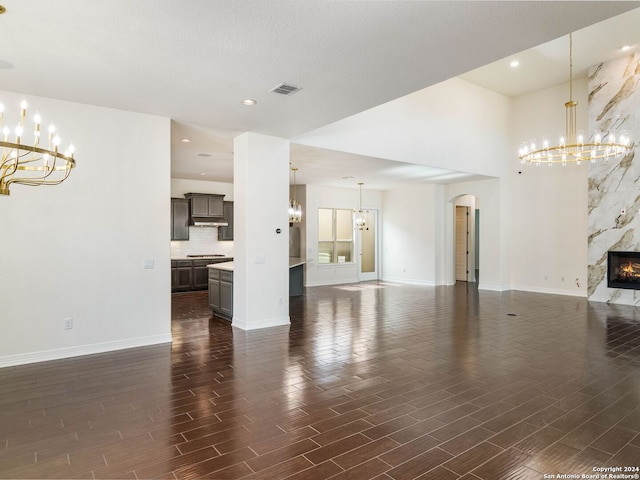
{"left": 455, "top": 206, "right": 470, "bottom": 282}
{"left": 357, "top": 209, "right": 378, "bottom": 282}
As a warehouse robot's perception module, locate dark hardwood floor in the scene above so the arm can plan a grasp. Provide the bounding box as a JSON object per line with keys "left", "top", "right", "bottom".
{"left": 1, "top": 282, "right": 640, "bottom": 479}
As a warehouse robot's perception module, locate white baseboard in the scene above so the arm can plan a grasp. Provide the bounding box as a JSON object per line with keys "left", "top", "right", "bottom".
{"left": 305, "top": 278, "right": 359, "bottom": 287}
{"left": 232, "top": 315, "right": 291, "bottom": 330}
{"left": 509, "top": 285, "right": 587, "bottom": 297}
{"left": 478, "top": 283, "right": 508, "bottom": 291}
{"left": 381, "top": 276, "right": 436, "bottom": 286}
{"left": 0, "top": 334, "right": 173, "bottom": 368}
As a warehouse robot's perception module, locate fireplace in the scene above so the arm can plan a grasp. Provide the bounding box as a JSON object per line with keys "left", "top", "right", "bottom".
{"left": 607, "top": 251, "right": 640, "bottom": 290}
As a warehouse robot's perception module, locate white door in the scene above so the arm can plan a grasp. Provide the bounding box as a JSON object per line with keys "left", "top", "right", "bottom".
{"left": 357, "top": 209, "right": 378, "bottom": 282}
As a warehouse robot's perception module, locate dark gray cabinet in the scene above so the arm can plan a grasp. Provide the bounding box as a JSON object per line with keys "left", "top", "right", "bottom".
{"left": 171, "top": 198, "right": 189, "bottom": 241}
{"left": 209, "top": 268, "right": 233, "bottom": 320}
{"left": 171, "top": 260, "right": 193, "bottom": 291}
{"left": 172, "top": 258, "right": 232, "bottom": 292}
{"left": 218, "top": 201, "right": 234, "bottom": 241}
{"left": 185, "top": 193, "right": 224, "bottom": 218}
{"left": 192, "top": 260, "right": 210, "bottom": 290}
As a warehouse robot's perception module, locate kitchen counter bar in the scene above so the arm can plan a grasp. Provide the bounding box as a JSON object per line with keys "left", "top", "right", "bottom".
{"left": 207, "top": 258, "right": 311, "bottom": 296}
{"left": 206, "top": 258, "right": 311, "bottom": 271}
{"left": 172, "top": 256, "right": 233, "bottom": 261}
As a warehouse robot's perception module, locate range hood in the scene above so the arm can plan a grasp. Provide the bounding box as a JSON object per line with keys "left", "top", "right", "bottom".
{"left": 192, "top": 217, "right": 228, "bottom": 227}
{"left": 184, "top": 193, "right": 228, "bottom": 227}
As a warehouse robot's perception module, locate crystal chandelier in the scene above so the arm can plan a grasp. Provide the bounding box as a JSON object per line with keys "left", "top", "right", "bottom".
{"left": 518, "top": 33, "right": 631, "bottom": 166}
{"left": 1, "top": 100, "right": 76, "bottom": 195}
{"left": 355, "top": 182, "right": 366, "bottom": 230}
{"left": 288, "top": 165, "right": 302, "bottom": 223}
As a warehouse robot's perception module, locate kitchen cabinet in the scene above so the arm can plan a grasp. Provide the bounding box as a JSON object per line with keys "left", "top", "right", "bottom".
{"left": 208, "top": 267, "right": 233, "bottom": 320}
{"left": 185, "top": 193, "right": 224, "bottom": 217}
{"left": 218, "top": 201, "right": 234, "bottom": 241}
{"left": 171, "top": 258, "right": 232, "bottom": 292}
{"left": 171, "top": 198, "right": 189, "bottom": 241}
{"left": 192, "top": 260, "right": 210, "bottom": 290}
{"left": 172, "top": 260, "right": 193, "bottom": 291}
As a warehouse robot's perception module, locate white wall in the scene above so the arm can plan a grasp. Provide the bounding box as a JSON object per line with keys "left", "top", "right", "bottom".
{"left": 305, "top": 184, "right": 382, "bottom": 286}
{"left": 380, "top": 178, "right": 504, "bottom": 290}
{"left": 510, "top": 79, "right": 588, "bottom": 296}
{"left": 170, "top": 178, "right": 234, "bottom": 258}
{"left": 0, "top": 91, "right": 172, "bottom": 367}
{"left": 294, "top": 77, "right": 511, "bottom": 178}
{"left": 381, "top": 184, "right": 438, "bottom": 285}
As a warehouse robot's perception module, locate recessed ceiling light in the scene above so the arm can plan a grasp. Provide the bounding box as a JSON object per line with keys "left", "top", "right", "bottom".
{"left": 342, "top": 176, "right": 355, "bottom": 180}
{"left": 200, "top": 173, "right": 207, "bottom": 176}
{"left": 510, "top": 60, "right": 520, "bottom": 68}
{"left": 198, "top": 153, "right": 212, "bottom": 157}
{"left": 621, "top": 45, "right": 632, "bottom": 51}
{"left": 180, "top": 137, "right": 192, "bottom": 143}
{"left": 242, "top": 99, "right": 257, "bottom": 106}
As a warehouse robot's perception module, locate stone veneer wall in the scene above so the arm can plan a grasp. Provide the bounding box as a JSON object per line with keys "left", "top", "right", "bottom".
{"left": 588, "top": 53, "right": 640, "bottom": 304}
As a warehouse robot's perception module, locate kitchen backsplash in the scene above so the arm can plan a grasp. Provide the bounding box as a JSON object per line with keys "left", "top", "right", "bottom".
{"left": 171, "top": 227, "right": 234, "bottom": 258}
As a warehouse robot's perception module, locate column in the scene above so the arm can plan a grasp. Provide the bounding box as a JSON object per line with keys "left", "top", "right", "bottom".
{"left": 232, "top": 132, "right": 290, "bottom": 330}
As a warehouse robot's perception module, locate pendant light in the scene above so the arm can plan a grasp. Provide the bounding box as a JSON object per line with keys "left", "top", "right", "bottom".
{"left": 355, "top": 182, "right": 366, "bottom": 230}
{"left": 288, "top": 165, "right": 302, "bottom": 223}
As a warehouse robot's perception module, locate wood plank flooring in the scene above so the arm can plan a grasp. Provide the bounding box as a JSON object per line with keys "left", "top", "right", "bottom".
{"left": 1, "top": 282, "right": 640, "bottom": 479}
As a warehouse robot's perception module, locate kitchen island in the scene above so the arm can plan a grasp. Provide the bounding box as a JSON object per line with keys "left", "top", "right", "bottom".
{"left": 207, "top": 258, "right": 310, "bottom": 320}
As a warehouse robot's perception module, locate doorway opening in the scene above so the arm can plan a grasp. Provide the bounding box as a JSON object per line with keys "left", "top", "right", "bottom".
{"left": 357, "top": 209, "right": 378, "bottom": 282}
{"left": 454, "top": 195, "right": 478, "bottom": 283}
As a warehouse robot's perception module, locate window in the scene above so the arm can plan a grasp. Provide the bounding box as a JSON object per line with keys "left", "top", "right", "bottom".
{"left": 318, "top": 208, "right": 353, "bottom": 264}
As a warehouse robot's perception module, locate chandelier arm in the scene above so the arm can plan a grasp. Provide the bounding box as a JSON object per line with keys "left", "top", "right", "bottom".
{"left": 0, "top": 141, "right": 75, "bottom": 163}
{"left": 7, "top": 165, "right": 72, "bottom": 188}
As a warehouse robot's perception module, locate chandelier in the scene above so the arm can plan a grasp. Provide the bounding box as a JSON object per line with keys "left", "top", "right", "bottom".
{"left": 288, "top": 165, "right": 302, "bottom": 223}
{"left": 1, "top": 100, "right": 76, "bottom": 195}
{"left": 355, "top": 182, "right": 366, "bottom": 230}
{"left": 518, "top": 33, "right": 631, "bottom": 166}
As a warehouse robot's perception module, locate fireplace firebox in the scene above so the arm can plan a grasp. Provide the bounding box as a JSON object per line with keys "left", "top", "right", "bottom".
{"left": 607, "top": 251, "right": 640, "bottom": 290}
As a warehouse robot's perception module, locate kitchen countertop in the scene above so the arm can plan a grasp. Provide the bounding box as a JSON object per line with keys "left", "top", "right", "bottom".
{"left": 207, "top": 258, "right": 311, "bottom": 271}
{"left": 207, "top": 261, "right": 234, "bottom": 271}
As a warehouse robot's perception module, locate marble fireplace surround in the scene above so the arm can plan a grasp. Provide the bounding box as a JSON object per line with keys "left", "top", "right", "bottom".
{"left": 588, "top": 53, "right": 640, "bottom": 304}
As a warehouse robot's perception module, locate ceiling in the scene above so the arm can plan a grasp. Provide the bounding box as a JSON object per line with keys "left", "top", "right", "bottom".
{"left": 2, "top": 1, "right": 640, "bottom": 189}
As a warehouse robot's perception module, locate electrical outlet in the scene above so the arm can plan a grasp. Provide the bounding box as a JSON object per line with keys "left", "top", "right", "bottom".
{"left": 64, "top": 317, "right": 73, "bottom": 330}
{"left": 143, "top": 258, "right": 155, "bottom": 269}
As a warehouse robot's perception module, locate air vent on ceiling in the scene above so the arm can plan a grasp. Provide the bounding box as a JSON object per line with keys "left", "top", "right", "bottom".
{"left": 270, "top": 83, "right": 302, "bottom": 96}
